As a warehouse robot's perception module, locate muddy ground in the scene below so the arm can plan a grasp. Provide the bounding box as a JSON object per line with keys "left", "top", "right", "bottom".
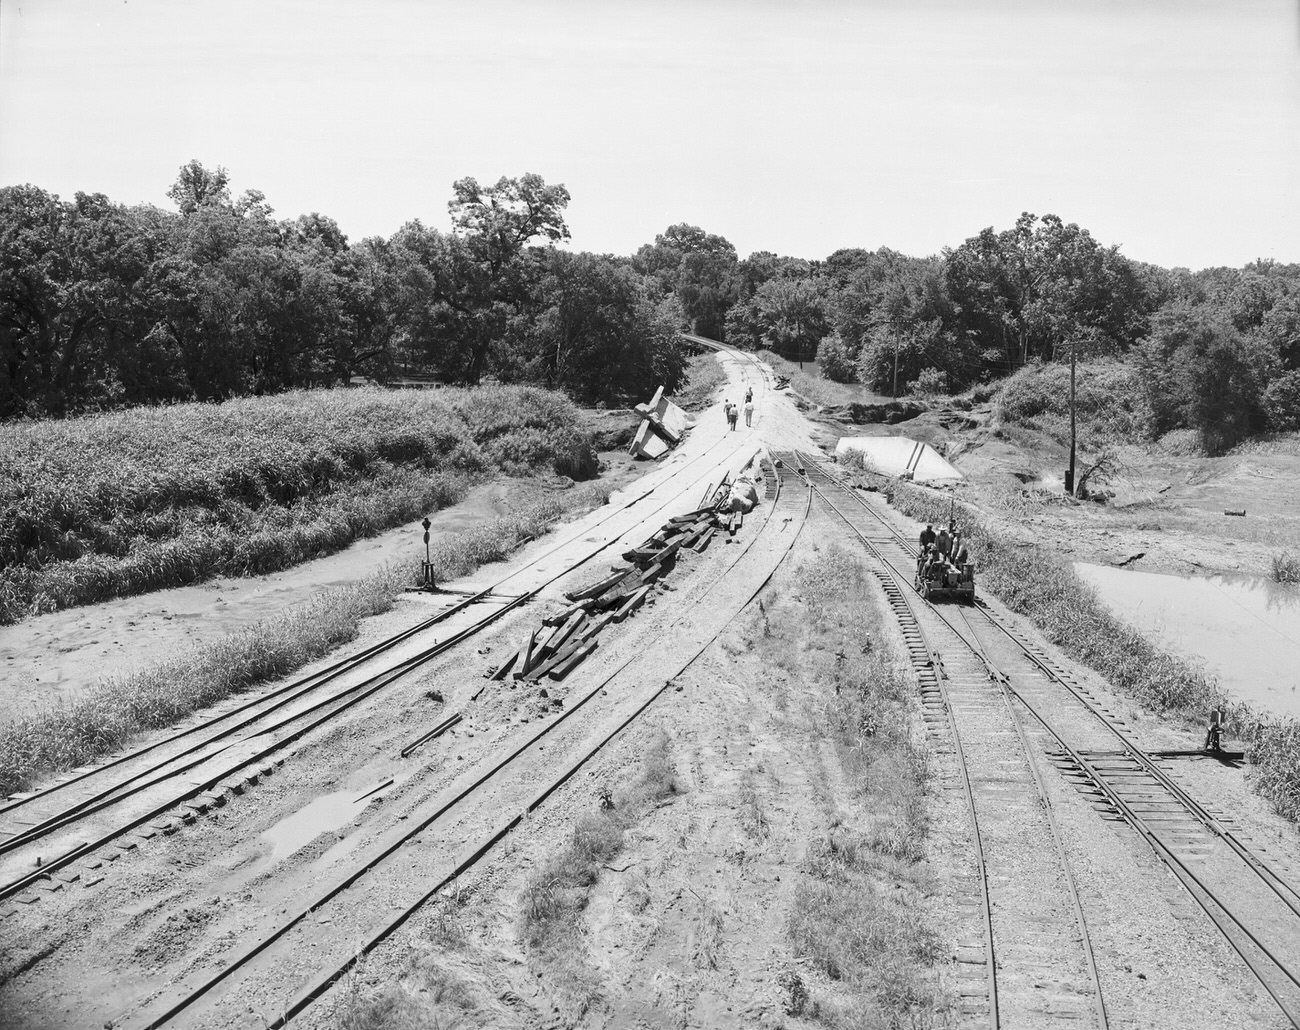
{"left": 799, "top": 394, "right": 1300, "bottom": 583}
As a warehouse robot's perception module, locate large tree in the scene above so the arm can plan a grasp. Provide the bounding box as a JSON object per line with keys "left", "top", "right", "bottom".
{"left": 443, "top": 174, "right": 571, "bottom": 382}
{"left": 633, "top": 223, "right": 740, "bottom": 339}
{"left": 944, "top": 212, "right": 1152, "bottom": 372}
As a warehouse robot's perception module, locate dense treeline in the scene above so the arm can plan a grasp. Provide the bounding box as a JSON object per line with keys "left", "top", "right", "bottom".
{"left": 719, "top": 213, "right": 1299, "bottom": 454}
{"left": 4, "top": 164, "right": 1298, "bottom": 452}
{"left": 0, "top": 163, "right": 686, "bottom": 418}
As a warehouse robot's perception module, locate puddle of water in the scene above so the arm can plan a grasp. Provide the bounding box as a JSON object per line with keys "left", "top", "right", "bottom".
{"left": 1075, "top": 562, "right": 1300, "bottom": 720}
{"left": 260, "top": 788, "right": 362, "bottom": 863}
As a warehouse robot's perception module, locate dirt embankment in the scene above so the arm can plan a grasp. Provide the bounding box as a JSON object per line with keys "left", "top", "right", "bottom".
{"left": 803, "top": 397, "right": 1300, "bottom": 581}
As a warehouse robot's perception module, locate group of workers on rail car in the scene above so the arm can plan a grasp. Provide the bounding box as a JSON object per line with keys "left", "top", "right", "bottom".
{"left": 916, "top": 520, "right": 975, "bottom": 600}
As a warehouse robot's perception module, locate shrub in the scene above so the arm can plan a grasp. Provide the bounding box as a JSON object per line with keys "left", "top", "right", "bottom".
{"left": 995, "top": 359, "right": 1143, "bottom": 445}
{"left": 910, "top": 367, "right": 948, "bottom": 398}
{"left": 817, "top": 333, "right": 859, "bottom": 384}
{"left": 1263, "top": 370, "right": 1300, "bottom": 432}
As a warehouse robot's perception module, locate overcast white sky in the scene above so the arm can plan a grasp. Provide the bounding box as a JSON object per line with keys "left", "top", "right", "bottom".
{"left": 2, "top": 0, "right": 1297, "bottom": 269}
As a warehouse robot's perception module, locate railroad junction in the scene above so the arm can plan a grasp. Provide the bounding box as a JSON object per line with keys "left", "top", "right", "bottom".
{"left": 1, "top": 344, "right": 1299, "bottom": 1029}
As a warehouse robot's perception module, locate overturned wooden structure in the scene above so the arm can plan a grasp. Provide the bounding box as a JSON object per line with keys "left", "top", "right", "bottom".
{"left": 628, "top": 386, "right": 693, "bottom": 460}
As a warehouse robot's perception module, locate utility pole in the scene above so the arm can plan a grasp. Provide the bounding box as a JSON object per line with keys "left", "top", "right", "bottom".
{"left": 1066, "top": 336, "right": 1077, "bottom": 497}
{"left": 893, "top": 335, "right": 900, "bottom": 399}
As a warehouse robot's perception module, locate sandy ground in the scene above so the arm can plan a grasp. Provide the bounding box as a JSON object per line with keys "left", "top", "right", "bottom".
{"left": 3, "top": 355, "right": 1300, "bottom": 1030}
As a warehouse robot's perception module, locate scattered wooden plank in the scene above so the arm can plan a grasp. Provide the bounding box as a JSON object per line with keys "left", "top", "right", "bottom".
{"left": 578, "top": 611, "right": 615, "bottom": 642}
{"left": 621, "top": 545, "right": 661, "bottom": 565}
{"left": 513, "top": 628, "right": 540, "bottom": 679}
{"left": 565, "top": 569, "right": 630, "bottom": 602}
{"left": 544, "top": 610, "right": 588, "bottom": 658}
{"left": 523, "top": 639, "right": 583, "bottom": 681}
{"left": 491, "top": 646, "right": 521, "bottom": 681}
{"left": 548, "top": 641, "right": 597, "bottom": 680}
{"left": 613, "top": 585, "right": 652, "bottom": 623}
{"left": 692, "top": 527, "right": 716, "bottom": 553}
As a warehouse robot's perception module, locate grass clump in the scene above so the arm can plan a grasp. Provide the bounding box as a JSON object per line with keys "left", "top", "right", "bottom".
{"left": 0, "top": 384, "right": 596, "bottom": 623}
{"left": 518, "top": 732, "right": 680, "bottom": 1018}
{"left": 754, "top": 546, "right": 946, "bottom": 1027}
{"left": 0, "top": 485, "right": 611, "bottom": 797}
{"left": 857, "top": 471, "right": 1300, "bottom": 824}
{"left": 674, "top": 351, "right": 728, "bottom": 412}
{"left": 1272, "top": 551, "right": 1300, "bottom": 584}
{"left": 336, "top": 950, "right": 483, "bottom": 1030}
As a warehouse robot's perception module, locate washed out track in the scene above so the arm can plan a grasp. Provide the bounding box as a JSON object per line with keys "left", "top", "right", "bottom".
{"left": 792, "top": 451, "right": 1300, "bottom": 1028}
{"left": 118, "top": 460, "right": 811, "bottom": 1029}
{"left": 0, "top": 431, "right": 756, "bottom": 907}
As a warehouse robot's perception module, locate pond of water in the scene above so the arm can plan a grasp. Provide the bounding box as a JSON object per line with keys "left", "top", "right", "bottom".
{"left": 1075, "top": 563, "right": 1300, "bottom": 720}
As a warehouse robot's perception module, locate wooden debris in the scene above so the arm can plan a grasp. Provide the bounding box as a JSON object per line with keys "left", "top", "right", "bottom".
{"left": 613, "top": 585, "right": 652, "bottom": 623}
{"left": 565, "top": 569, "right": 630, "bottom": 602}
{"left": 513, "top": 628, "right": 540, "bottom": 680}
{"left": 548, "top": 641, "right": 597, "bottom": 679}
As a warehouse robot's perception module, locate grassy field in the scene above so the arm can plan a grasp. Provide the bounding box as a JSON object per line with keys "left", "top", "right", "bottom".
{"left": 0, "top": 483, "right": 610, "bottom": 797}
{"left": 848, "top": 465, "right": 1300, "bottom": 824}
{"left": 0, "top": 385, "right": 596, "bottom": 624}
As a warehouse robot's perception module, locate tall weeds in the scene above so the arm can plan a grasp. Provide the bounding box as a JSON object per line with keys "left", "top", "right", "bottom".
{"left": 0, "top": 385, "right": 597, "bottom": 623}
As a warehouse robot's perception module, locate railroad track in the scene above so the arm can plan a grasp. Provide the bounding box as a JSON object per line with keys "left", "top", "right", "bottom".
{"left": 793, "top": 451, "right": 1300, "bottom": 1027}
{"left": 0, "top": 430, "right": 761, "bottom": 907}
{"left": 116, "top": 460, "right": 811, "bottom": 1029}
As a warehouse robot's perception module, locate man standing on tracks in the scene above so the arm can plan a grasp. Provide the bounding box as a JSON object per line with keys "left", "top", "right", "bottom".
{"left": 743, "top": 397, "right": 754, "bottom": 427}
{"left": 726, "top": 400, "right": 738, "bottom": 432}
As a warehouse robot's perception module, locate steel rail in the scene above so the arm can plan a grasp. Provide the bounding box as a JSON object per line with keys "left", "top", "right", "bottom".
{"left": 264, "top": 464, "right": 811, "bottom": 1028}
{"left": 129, "top": 462, "right": 808, "bottom": 1029}
{"left": 799, "top": 454, "right": 1300, "bottom": 920}
{"left": 788, "top": 453, "right": 1090, "bottom": 1030}
{"left": 0, "top": 434, "right": 737, "bottom": 825}
{"left": 1, "top": 436, "right": 757, "bottom": 897}
{"left": 937, "top": 605, "right": 1300, "bottom": 1027}
{"left": 800, "top": 454, "right": 1300, "bottom": 1028}
{"left": 955, "top": 605, "right": 1109, "bottom": 1030}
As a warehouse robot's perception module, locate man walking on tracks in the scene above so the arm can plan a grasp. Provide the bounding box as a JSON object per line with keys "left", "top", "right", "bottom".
{"left": 743, "top": 398, "right": 754, "bottom": 427}
{"left": 726, "top": 401, "right": 738, "bottom": 432}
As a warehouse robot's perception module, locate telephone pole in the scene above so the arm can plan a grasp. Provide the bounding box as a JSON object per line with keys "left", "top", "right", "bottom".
{"left": 1066, "top": 336, "right": 1077, "bottom": 497}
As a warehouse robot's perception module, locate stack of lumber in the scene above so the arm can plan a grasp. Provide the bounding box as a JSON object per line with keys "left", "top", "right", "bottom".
{"left": 489, "top": 503, "right": 729, "bottom": 684}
